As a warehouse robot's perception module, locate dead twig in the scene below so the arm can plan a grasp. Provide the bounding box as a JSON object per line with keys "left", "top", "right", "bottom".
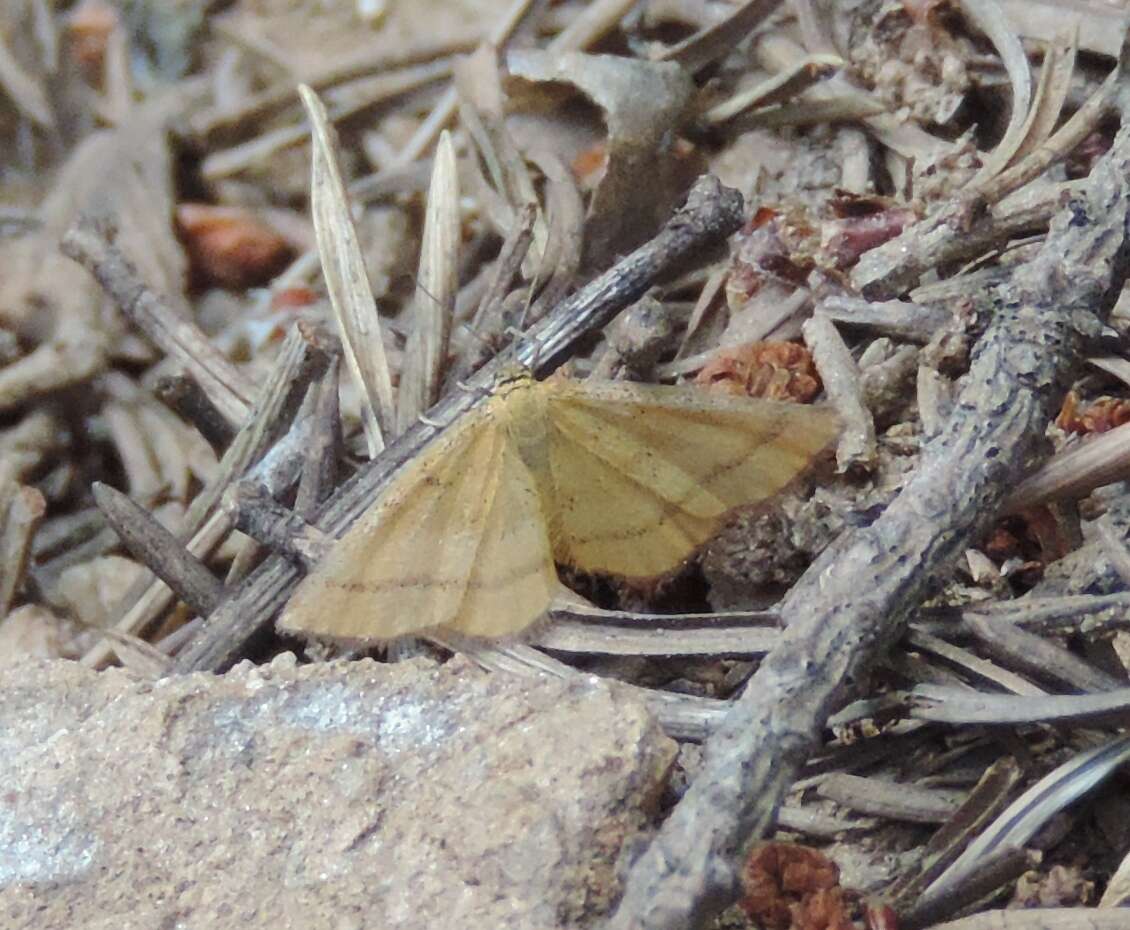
{"left": 294, "top": 358, "right": 342, "bottom": 518}
{"left": 92, "top": 482, "right": 223, "bottom": 617}
{"left": 903, "top": 846, "right": 1034, "bottom": 930}
{"left": 154, "top": 373, "right": 237, "bottom": 453}
{"left": 803, "top": 313, "right": 877, "bottom": 471}
{"left": 887, "top": 758, "right": 1023, "bottom": 913}
{"left": 1003, "top": 417, "right": 1130, "bottom": 512}
{"left": 815, "top": 773, "right": 962, "bottom": 824}
{"left": 60, "top": 217, "right": 256, "bottom": 428}
{"left": 964, "top": 611, "right": 1123, "bottom": 693}
{"left": 81, "top": 327, "right": 330, "bottom": 668}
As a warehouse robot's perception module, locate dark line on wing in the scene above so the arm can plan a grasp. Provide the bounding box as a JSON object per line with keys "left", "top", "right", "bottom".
{"left": 324, "top": 553, "right": 552, "bottom": 594}
{"left": 552, "top": 406, "right": 791, "bottom": 546}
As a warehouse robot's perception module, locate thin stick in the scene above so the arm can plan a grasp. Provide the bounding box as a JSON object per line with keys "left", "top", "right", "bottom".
{"left": 60, "top": 217, "right": 255, "bottom": 428}
{"left": 471, "top": 201, "right": 537, "bottom": 332}
{"left": 803, "top": 312, "right": 877, "bottom": 470}
{"left": 154, "top": 374, "right": 236, "bottom": 452}
{"left": 93, "top": 482, "right": 223, "bottom": 617}
{"left": 181, "top": 323, "right": 333, "bottom": 535}
{"left": 295, "top": 358, "right": 341, "bottom": 518}
{"left": 229, "top": 482, "right": 331, "bottom": 569}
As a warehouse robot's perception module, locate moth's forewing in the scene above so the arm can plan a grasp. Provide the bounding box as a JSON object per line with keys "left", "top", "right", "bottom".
{"left": 540, "top": 380, "right": 839, "bottom": 578}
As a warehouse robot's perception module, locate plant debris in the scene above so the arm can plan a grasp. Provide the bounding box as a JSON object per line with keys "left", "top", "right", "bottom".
{"left": 7, "top": 2, "right": 1130, "bottom": 929}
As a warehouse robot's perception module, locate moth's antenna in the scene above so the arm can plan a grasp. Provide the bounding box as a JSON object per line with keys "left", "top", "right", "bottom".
{"left": 517, "top": 218, "right": 554, "bottom": 331}
{"left": 454, "top": 320, "right": 495, "bottom": 351}
{"left": 517, "top": 272, "right": 538, "bottom": 332}
{"left": 400, "top": 274, "right": 445, "bottom": 317}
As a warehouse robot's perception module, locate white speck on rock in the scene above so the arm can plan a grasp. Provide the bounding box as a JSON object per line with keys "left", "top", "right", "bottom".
{"left": 0, "top": 804, "right": 97, "bottom": 887}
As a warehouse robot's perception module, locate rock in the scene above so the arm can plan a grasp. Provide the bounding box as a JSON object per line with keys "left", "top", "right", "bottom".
{"left": 52, "top": 555, "right": 145, "bottom": 628}
{"left": 0, "top": 655, "right": 676, "bottom": 929}
{"left": 0, "top": 605, "right": 79, "bottom": 664}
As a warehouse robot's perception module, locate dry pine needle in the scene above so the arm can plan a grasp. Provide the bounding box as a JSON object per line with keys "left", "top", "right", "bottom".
{"left": 278, "top": 370, "right": 840, "bottom": 640}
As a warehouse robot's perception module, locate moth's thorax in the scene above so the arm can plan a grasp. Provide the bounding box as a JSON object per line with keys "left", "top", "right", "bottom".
{"left": 494, "top": 374, "right": 551, "bottom": 479}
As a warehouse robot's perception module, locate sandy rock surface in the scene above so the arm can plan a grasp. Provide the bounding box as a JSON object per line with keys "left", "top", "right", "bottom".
{"left": 1, "top": 655, "right": 676, "bottom": 930}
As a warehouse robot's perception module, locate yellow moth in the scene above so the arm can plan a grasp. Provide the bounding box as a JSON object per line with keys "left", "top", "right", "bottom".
{"left": 278, "top": 369, "right": 839, "bottom": 641}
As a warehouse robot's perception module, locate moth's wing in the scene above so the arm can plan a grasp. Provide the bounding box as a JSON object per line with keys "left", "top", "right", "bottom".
{"left": 543, "top": 381, "right": 839, "bottom": 578}
{"left": 278, "top": 405, "right": 556, "bottom": 641}
{"left": 446, "top": 433, "right": 559, "bottom": 638}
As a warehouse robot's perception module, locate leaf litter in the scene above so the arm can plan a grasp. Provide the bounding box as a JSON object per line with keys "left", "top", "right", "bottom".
{"left": 6, "top": 1, "right": 1130, "bottom": 928}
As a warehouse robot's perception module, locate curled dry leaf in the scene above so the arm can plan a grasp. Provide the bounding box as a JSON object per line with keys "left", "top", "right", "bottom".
{"left": 982, "top": 505, "right": 1073, "bottom": 583}
{"left": 740, "top": 842, "right": 854, "bottom": 930}
{"left": 65, "top": 0, "right": 119, "bottom": 77}
{"left": 725, "top": 207, "right": 817, "bottom": 310}
{"left": 504, "top": 50, "right": 696, "bottom": 267}
{"left": 820, "top": 194, "right": 920, "bottom": 270}
{"left": 1056, "top": 390, "right": 1130, "bottom": 435}
{"left": 1012, "top": 863, "right": 1094, "bottom": 908}
{"left": 177, "top": 204, "right": 295, "bottom": 289}
{"left": 961, "top": 0, "right": 1032, "bottom": 188}
{"left": 696, "top": 340, "right": 822, "bottom": 403}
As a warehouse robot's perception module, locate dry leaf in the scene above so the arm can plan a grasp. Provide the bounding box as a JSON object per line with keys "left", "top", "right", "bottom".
{"left": 1056, "top": 391, "right": 1130, "bottom": 435}
{"left": 396, "top": 130, "right": 460, "bottom": 433}
{"left": 696, "top": 341, "right": 822, "bottom": 403}
{"left": 741, "top": 842, "right": 853, "bottom": 930}
{"left": 176, "top": 204, "right": 294, "bottom": 289}
{"left": 301, "top": 83, "right": 395, "bottom": 456}
{"left": 279, "top": 371, "right": 839, "bottom": 640}
{"left": 65, "top": 0, "right": 119, "bottom": 77}
{"left": 505, "top": 50, "right": 697, "bottom": 267}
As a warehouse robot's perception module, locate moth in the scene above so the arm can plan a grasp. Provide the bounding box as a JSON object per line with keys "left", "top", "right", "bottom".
{"left": 278, "top": 369, "right": 839, "bottom": 641}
